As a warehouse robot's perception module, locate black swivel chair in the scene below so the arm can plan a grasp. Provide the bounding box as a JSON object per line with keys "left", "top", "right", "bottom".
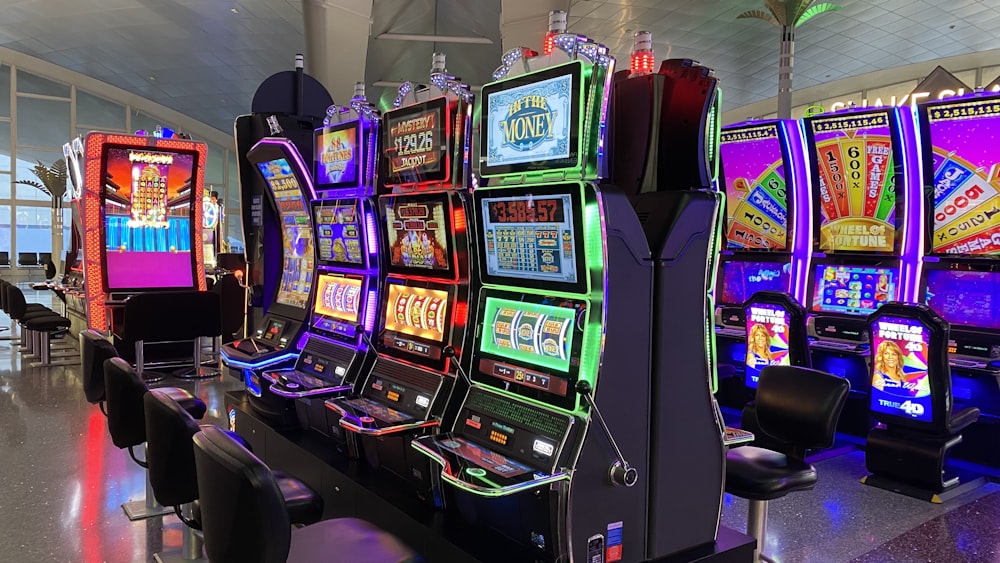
{"left": 725, "top": 365, "right": 850, "bottom": 563}
{"left": 80, "top": 329, "right": 119, "bottom": 414}
{"left": 5, "top": 284, "right": 73, "bottom": 367}
{"left": 213, "top": 273, "right": 245, "bottom": 344}
{"left": 192, "top": 426, "right": 419, "bottom": 563}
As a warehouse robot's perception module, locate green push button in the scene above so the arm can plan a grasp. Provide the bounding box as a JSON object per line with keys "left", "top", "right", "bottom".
{"left": 466, "top": 467, "right": 487, "bottom": 478}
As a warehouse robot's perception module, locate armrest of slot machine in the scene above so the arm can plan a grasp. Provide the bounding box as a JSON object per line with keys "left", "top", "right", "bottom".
{"left": 263, "top": 368, "right": 353, "bottom": 399}
{"left": 411, "top": 434, "right": 570, "bottom": 496}
{"left": 325, "top": 396, "right": 440, "bottom": 436}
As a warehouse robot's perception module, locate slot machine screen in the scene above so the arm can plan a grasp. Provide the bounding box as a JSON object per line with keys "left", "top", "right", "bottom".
{"left": 869, "top": 316, "right": 933, "bottom": 423}
{"left": 717, "top": 260, "right": 791, "bottom": 306}
{"left": 479, "top": 192, "right": 580, "bottom": 287}
{"left": 312, "top": 274, "right": 363, "bottom": 337}
{"left": 257, "top": 158, "right": 315, "bottom": 309}
{"left": 924, "top": 269, "right": 1000, "bottom": 330}
{"left": 101, "top": 144, "right": 198, "bottom": 291}
{"left": 381, "top": 97, "right": 449, "bottom": 185}
{"left": 811, "top": 264, "right": 896, "bottom": 316}
{"left": 314, "top": 200, "right": 364, "bottom": 266}
{"left": 808, "top": 109, "right": 900, "bottom": 253}
{"left": 921, "top": 97, "right": 1000, "bottom": 255}
{"left": 720, "top": 123, "right": 790, "bottom": 250}
{"left": 744, "top": 302, "right": 791, "bottom": 388}
{"left": 383, "top": 283, "right": 450, "bottom": 344}
{"left": 480, "top": 62, "right": 582, "bottom": 176}
{"left": 384, "top": 196, "right": 451, "bottom": 274}
{"left": 315, "top": 121, "right": 361, "bottom": 188}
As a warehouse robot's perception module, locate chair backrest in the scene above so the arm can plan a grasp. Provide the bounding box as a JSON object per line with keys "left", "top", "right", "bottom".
{"left": 145, "top": 390, "right": 202, "bottom": 508}
{"left": 80, "top": 330, "right": 119, "bottom": 405}
{"left": 755, "top": 365, "right": 850, "bottom": 459}
{"left": 742, "top": 290, "right": 811, "bottom": 389}
{"left": 38, "top": 252, "right": 52, "bottom": 265}
{"left": 193, "top": 426, "right": 292, "bottom": 563}
{"left": 123, "top": 290, "right": 222, "bottom": 343}
{"left": 17, "top": 252, "right": 37, "bottom": 267}
{"left": 103, "top": 357, "right": 150, "bottom": 449}
{"left": 5, "top": 284, "right": 28, "bottom": 320}
{"left": 0, "top": 280, "right": 9, "bottom": 312}
{"left": 213, "top": 274, "right": 245, "bottom": 343}
{"left": 0, "top": 251, "right": 9, "bottom": 267}
{"left": 43, "top": 260, "right": 56, "bottom": 280}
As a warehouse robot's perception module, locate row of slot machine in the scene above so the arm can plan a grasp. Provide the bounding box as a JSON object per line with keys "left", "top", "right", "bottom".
{"left": 222, "top": 18, "right": 744, "bottom": 563}
{"left": 715, "top": 92, "right": 1000, "bottom": 462}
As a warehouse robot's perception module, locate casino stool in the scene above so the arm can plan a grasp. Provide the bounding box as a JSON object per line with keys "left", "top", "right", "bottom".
{"left": 5, "top": 284, "right": 76, "bottom": 367}
{"left": 726, "top": 366, "right": 850, "bottom": 563}
{"left": 104, "top": 357, "right": 207, "bottom": 520}
{"left": 193, "top": 426, "right": 419, "bottom": 563}
{"left": 81, "top": 330, "right": 119, "bottom": 415}
{"left": 213, "top": 273, "right": 245, "bottom": 345}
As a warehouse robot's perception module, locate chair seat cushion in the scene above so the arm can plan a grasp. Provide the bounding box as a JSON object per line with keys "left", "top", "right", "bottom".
{"left": 947, "top": 406, "right": 980, "bottom": 434}
{"left": 273, "top": 471, "right": 323, "bottom": 526}
{"left": 24, "top": 315, "right": 71, "bottom": 331}
{"left": 287, "top": 518, "right": 417, "bottom": 563}
{"left": 158, "top": 387, "right": 207, "bottom": 420}
{"left": 726, "top": 446, "right": 817, "bottom": 501}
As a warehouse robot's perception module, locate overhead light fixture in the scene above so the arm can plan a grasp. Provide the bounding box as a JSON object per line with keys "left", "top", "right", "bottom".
{"left": 149, "top": 76, "right": 156, "bottom": 81}
{"left": 372, "top": 80, "right": 482, "bottom": 92}
{"left": 376, "top": 33, "right": 493, "bottom": 45}
{"left": 230, "top": 7, "right": 239, "bottom": 14}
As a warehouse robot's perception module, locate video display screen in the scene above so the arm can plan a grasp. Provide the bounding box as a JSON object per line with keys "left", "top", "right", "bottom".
{"left": 870, "top": 316, "right": 932, "bottom": 423}
{"left": 923, "top": 98, "right": 1000, "bottom": 255}
{"left": 314, "top": 201, "right": 363, "bottom": 265}
{"left": 102, "top": 146, "right": 196, "bottom": 290}
{"left": 744, "top": 303, "right": 791, "bottom": 389}
{"left": 315, "top": 122, "right": 360, "bottom": 187}
{"left": 720, "top": 124, "right": 789, "bottom": 250}
{"left": 383, "top": 283, "right": 449, "bottom": 343}
{"left": 811, "top": 264, "right": 896, "bottom": 316}
{"left": 481, "top": 63, "right": 579, "bottom": 175}
{"left": 809, "top": 110, "right": 898, "bottom": 253}
{"left": 382, "top": 98, "right": 447, "bottom": 185}
{"left": 925, "top": 269, "right": 1000, "bottom": 330}
{"left": 718, "top": 260, "right": 791, "bottom": 306}
{"left": 479, "top": 297, "right": 577, "bottom": 374}
{"left": 385, "top": 198, "right": 450, "bottom": 272}
{"left": 480, "top": 193, "right": 578, "bottom": 285}
{"left": 257, "top": 158, "right": 314, "bottom": 309}
{"left": 313, "top": 274, "right": 362, "bottom": 331}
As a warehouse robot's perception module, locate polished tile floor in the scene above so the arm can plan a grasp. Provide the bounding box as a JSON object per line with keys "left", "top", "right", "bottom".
{"left": 2, "top": 290, "right": 999, "bottom": 562}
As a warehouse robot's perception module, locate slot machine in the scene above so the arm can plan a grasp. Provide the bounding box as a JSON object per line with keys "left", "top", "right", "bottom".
{"left": 802, "top": 107, "right": 923, "bottom": 403}
{"left": 80, "top": 132, "right": 208, "bottom": 349}
{"left": 220, "top": 137, "right": 318, "bottom": 421}
{"left": 411, "top": 33, "right": 658, "bottom": 562}
{"left": 325, "top": 53, "right": 475, "bottom": 499}
{"left": 260, "top": 84, "right": 383, "bottom": 439}
{"left": 914, "top": 92, "right": 1000, "bottom": 467}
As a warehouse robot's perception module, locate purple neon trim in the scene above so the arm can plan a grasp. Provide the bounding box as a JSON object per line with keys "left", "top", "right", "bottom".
{"left": 255, "top": 138, "right": 317, "bottom": 199}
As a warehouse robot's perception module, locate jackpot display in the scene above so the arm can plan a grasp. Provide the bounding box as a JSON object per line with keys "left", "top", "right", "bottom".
{"left": 922, "top": 98, "right": 1000, "bottom": 255}
{"left": 313, "top": 274, "right": 362, "bottom": 331}
{"left": 809, "top": 110, "right": 898, "bottom": 253}
{"left": 479, "top": 297, "right": 577, "bottom": 378}
{"left": 718, "top": 260, "right": 791, "bottom": 306}
{"left": 480, "top": 194, "right": 578, "bottom": 285}
{"left": 315, "top": 122, "right": 359, "bottom": 187}
{"left": 385, "top": 199, "right": 450, "bottom": 271}
{"left": 257, "top": 158, "right": 314, "bottom": 309}
{"left": 925, "top": 269, "right": 1000, "bottom": 331}
{"left": 720, "top": 124, "right": 789, "bottom": 250}
{"left": 314, "top": 202, "right": 363, "bottom": 265}
{"left": 102, "top": 145, "right": 196, "bottom": 290}
{"left": 812, "top": 264, "right": 896, "bottom": 316}
{"left": 382, "top": 98, "right": 446, "bottom": 185}
{"left": 870, "top": 316, "right": 932, "bottom": 422}
{"left": 744, "top": 303, "right": 790, "bottom": 388}
{"left": 383, "top": 283, "right": 449, "bottom": 343}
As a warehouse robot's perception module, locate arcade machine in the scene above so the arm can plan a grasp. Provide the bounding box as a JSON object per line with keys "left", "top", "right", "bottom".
{"left": 80, "top": 132, "right": 208, "bottom": 345}
{"left": 202, "top": 189, "right": 222, "bottom": 271}
{"left": 412, "top": 26, "right": 706, "bottom": 562}
{"left": 60, "top": 137, "right": 88, "bottom": 337}
{"left": 260, "top": 84, "right": 384, "bottom": 439}
{"left": 220, "top": 135, "right": 319, "bottom": 422}
{"left": 802, "top": 106, "right": 923, "bottom": 429}
{"left": 914, "top": 92, "right": 1000, "bottom": 468}
{"left": 714, "top": 120, "right": 811, "bottom": 407}
{"left": 325, "top": 53, "right": 475, "bottom": 500}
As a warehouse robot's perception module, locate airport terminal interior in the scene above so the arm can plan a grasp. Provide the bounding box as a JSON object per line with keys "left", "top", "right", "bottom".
{"left": 5, "top": 1, "right": 1000, "bottom": 562}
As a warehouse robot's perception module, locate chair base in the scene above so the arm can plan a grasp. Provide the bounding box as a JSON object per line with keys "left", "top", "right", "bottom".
{"left": 173, "top": 366, "right": 220, "bottom": 380}
{"left": 122, "top": 498, "right": 174, "bottom": 520}
{"left": 861, "top": 472, "right": 987, "bottom": 503}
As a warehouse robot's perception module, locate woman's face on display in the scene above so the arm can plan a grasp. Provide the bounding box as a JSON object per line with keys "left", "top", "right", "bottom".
{"left": 883, "top": 347, "right": 899, "bottom": 370}
{"left": 754, "top": 328, "right": 768, "bottom": 349}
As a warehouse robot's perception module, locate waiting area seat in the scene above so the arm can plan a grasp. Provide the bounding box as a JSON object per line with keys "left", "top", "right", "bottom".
{"left": 726, "top": 365, "right": 850, "bottom": 563}
{"left": 17, "top": 252, "right": 39, "bottom": 268}
{"left": 192, "top": 426, "right": 419, "bottom": 563}
{"left": 0, "top": 252, "right": 10, "bottom": 268}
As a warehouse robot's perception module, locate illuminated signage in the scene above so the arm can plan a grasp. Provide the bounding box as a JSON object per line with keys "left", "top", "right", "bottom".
{"left": 869, "top": 316, "right": 932, "bottom": 422}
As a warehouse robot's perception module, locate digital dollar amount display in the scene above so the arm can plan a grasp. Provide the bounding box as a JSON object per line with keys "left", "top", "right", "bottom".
{"left": 314, "top": 202, "right": 363, "bottom": 265}
{"left": 924, "top": 98, "right": 1000, "bottom": 255}
{"left": 870, "top": 316, "right": 932, "bottom": 422}
{"left": 744, "top": 303, "right": 791, "bottom": 388}
{"left": 811, "top": 264, "right": 895, "bottom": 317}
{"left": 383, "top": 99, "right": 446, "bottom": 184}
{"left": 383, "top": 283, "right": 449, "bottom": 343}
{"left": 720, "top": 124, "right": 789, "bottom": 250}
{"left": 480, "top": 297, "right": 576, "bottom": 373}
{"left": 481, "top": 194, "right": 578, "bottom": 284}
{"left": 809, "top": 110, "right": 898, "bottom": 253}
{"left": 313, "top": 274, "right": 362, "bottom": 326}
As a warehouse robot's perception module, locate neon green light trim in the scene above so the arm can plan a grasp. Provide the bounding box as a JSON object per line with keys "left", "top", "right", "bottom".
{"left": 705, "top": 192, "right": 725, "bottom": 394}
{"left": 479, "top": 297, "right": 577, "bottom": 373}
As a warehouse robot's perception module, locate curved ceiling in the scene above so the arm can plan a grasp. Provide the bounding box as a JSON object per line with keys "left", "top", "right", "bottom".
{"left": 3, "top": 0, "right": 1000, "bottom": 133}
